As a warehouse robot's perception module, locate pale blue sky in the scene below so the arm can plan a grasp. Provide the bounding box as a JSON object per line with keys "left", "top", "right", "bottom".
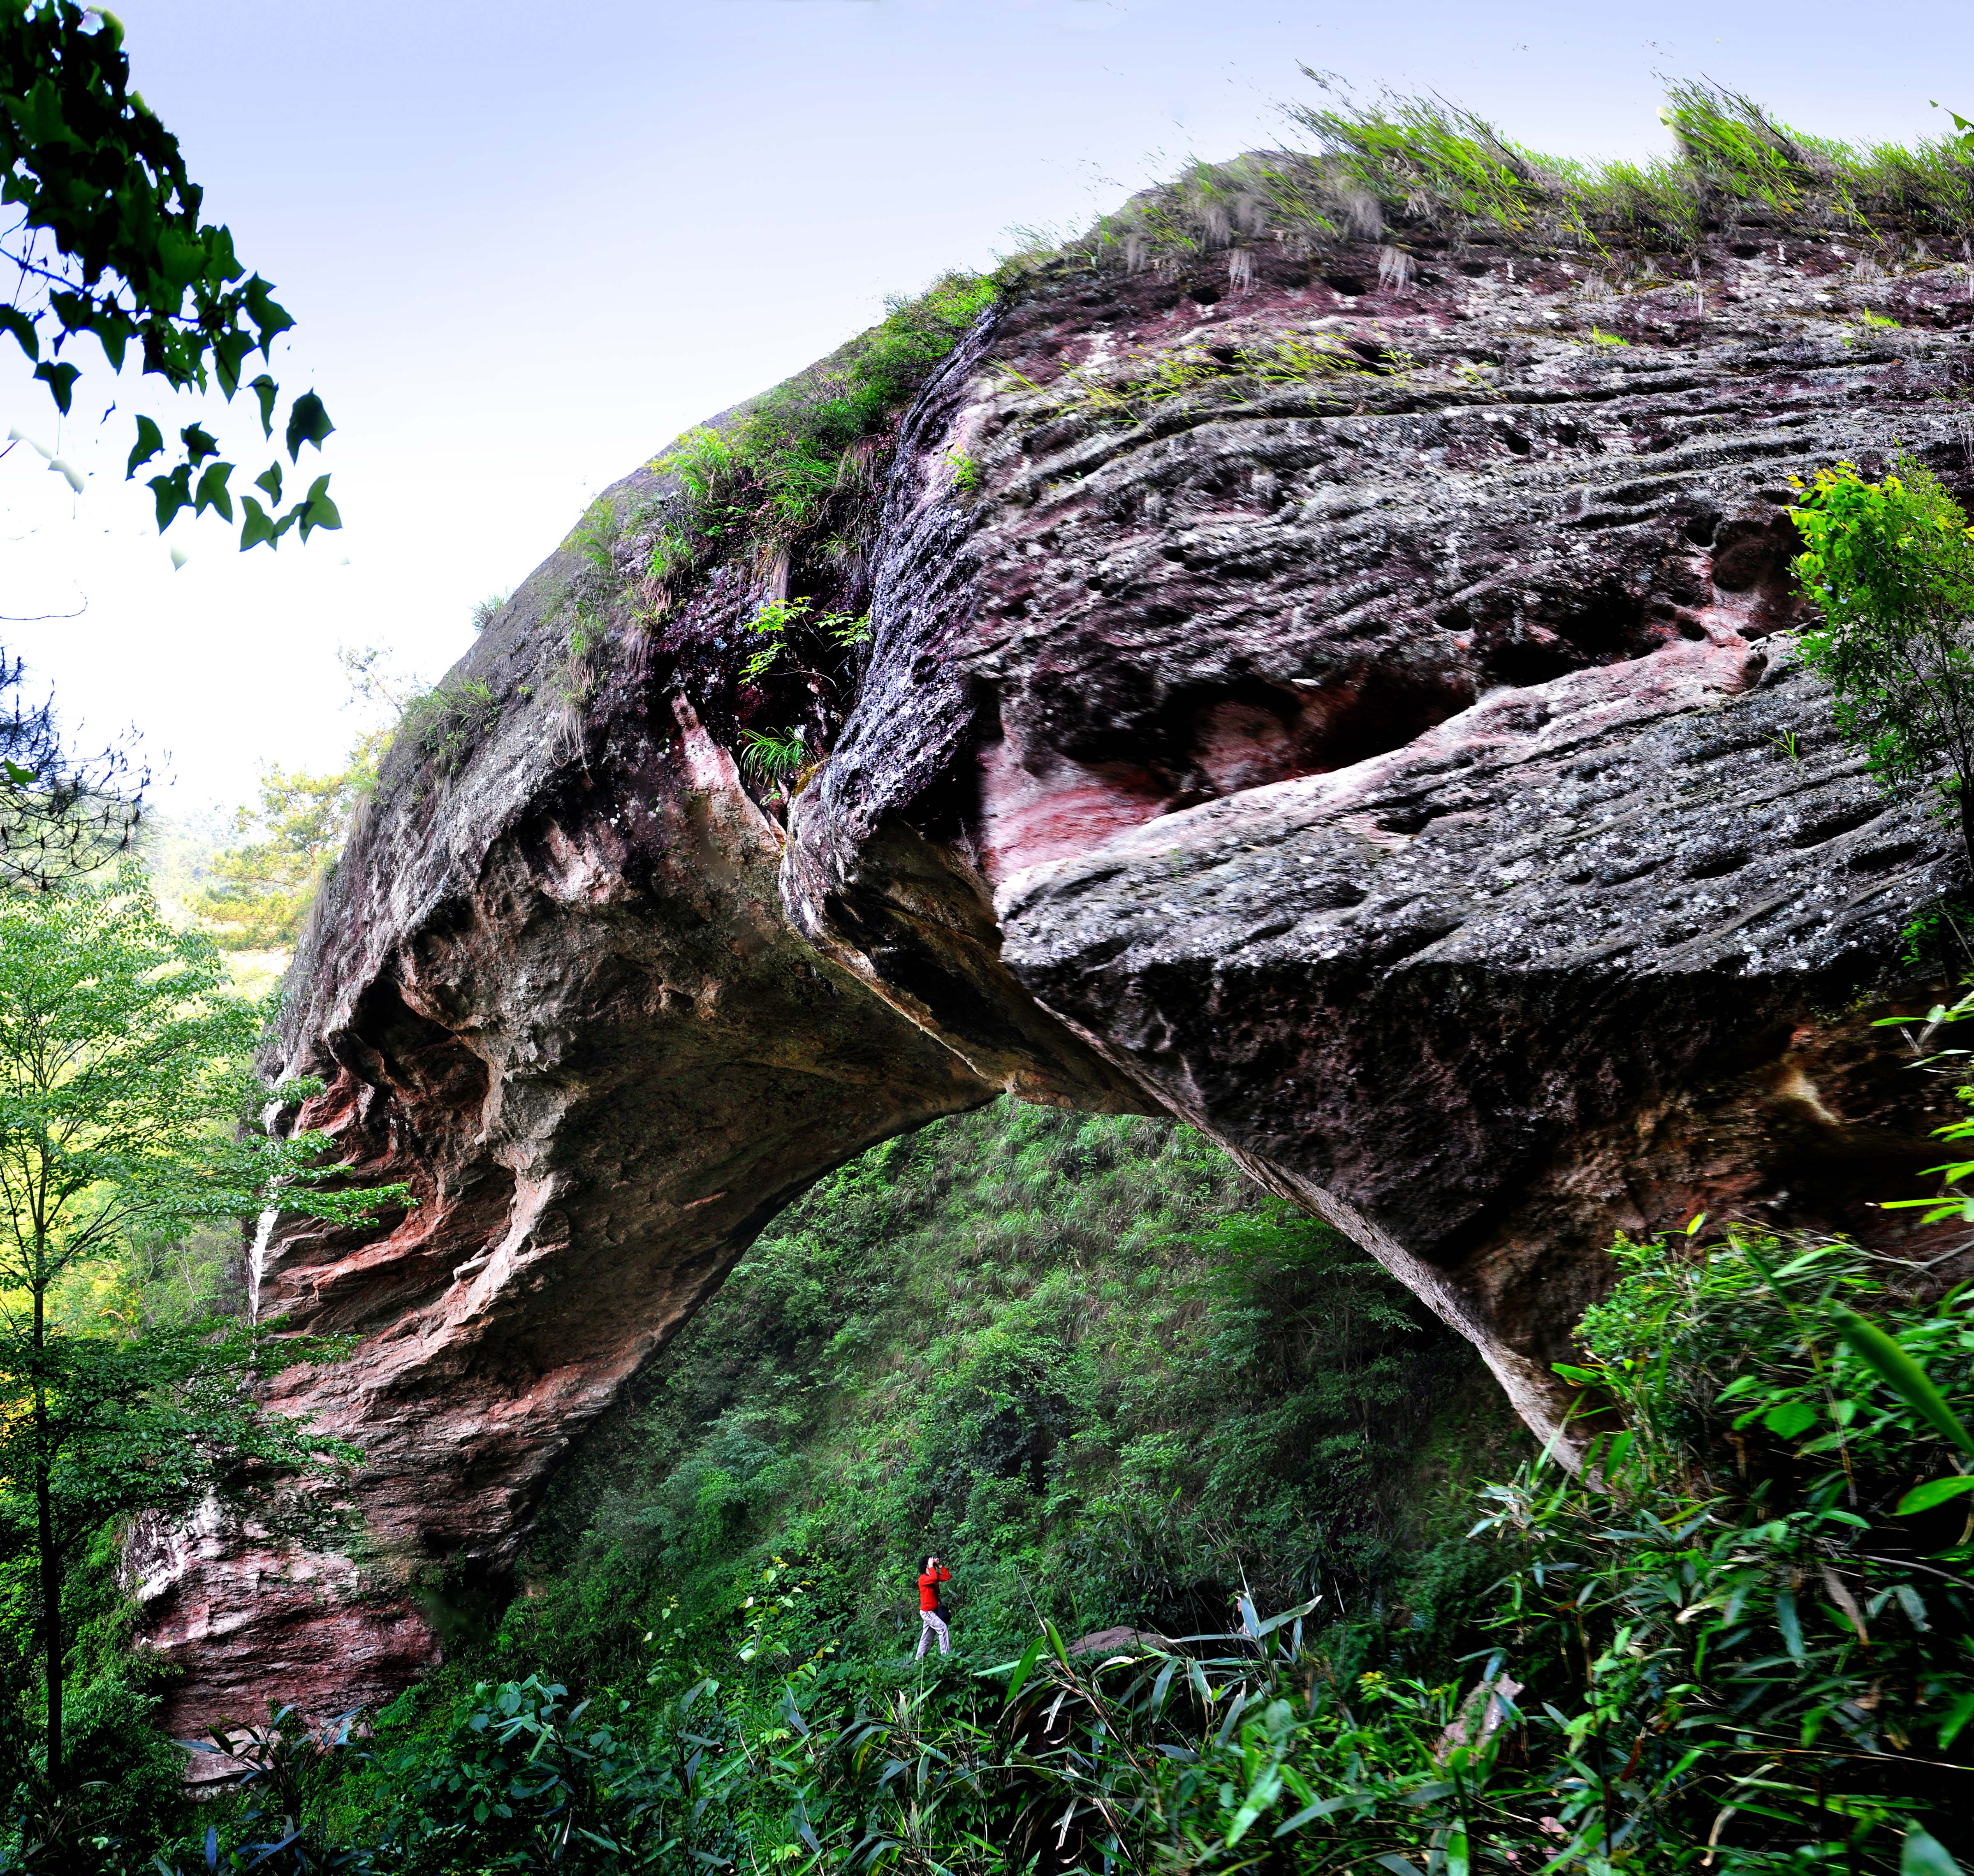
{"left": 5, "top": 0, "right": 1971, "bottom": 811}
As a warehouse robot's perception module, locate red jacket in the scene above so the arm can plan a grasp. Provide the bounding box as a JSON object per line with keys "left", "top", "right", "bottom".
{"left": 918, "top": 1565, "right": 950, "bottom": 1612}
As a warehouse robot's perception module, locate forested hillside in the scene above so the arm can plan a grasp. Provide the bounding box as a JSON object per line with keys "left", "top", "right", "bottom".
{"left": 496, "top": 1101, "right": 1515, "bottom": 1685}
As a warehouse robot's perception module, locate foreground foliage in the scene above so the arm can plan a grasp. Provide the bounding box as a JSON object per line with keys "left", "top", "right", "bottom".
{"left": 14, "top": 1093, "right": 1960, "bottom": 1873}
{"left": 0, "top": 875, "right": 401, "bottom": 1833}
{"left": 132, "top": 1227, "right": 1969, "bottom": 1876}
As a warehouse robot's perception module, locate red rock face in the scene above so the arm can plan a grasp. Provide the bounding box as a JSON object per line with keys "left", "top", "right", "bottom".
{"left": 138, "top": 227, "right": 1971, "bottom": 1738}
{"left": 791, "top": 235, "right": 1974, "bottom": 1431}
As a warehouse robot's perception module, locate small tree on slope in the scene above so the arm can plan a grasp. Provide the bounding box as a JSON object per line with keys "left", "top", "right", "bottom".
{"left": 0, "top": 875, "right": 404, "bottom": 1795}
{"left": 1791, "top": 455, "right": 1974, "bottom": 869}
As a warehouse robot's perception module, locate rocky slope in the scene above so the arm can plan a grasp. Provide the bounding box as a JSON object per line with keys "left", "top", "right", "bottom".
{"left": 137, "top": 193, "right": 1974, "bottom": 1735}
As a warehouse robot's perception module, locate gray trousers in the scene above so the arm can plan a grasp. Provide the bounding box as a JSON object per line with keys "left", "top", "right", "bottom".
{"left": 915, "top": 1609, "right": 950, "bottom": 1656}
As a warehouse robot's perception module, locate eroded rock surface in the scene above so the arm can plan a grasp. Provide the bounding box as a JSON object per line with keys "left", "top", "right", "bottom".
{"left": 796, "top": 236, "right": 1974, "bottom": 1430}
{"left": 141, "top": 226, "right": 1973, "bottom": 1732}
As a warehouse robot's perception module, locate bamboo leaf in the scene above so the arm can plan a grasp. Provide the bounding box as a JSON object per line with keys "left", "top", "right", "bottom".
{"left": 1831, "top": 1306, "right": 1974, "bottom": 1459}
{"left": 1904, "top": 1829, "right": 1967, "bottom": 1876}
{"left": 1896, "top": 1474, "right": 1974, "bottom": 1515}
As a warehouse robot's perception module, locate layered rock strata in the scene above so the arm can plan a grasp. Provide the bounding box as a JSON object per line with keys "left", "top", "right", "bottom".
{"left": 140, "top": 226, "right": 1974, "bottom": 1732}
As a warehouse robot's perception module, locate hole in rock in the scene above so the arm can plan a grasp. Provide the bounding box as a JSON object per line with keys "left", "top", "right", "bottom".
{"left": 1790, "top": 800, "right": 1887, "bottom": 849}
{"left": 1166, "top": 668, "right": 1475, "bottom": 799}
{"left": 346, "top": 978, "right": 491, "bottom": 1114}
{"left": 1486, "top": 636, "right": 1591, "bottom": 687}
{"left": 1708, "top": 512, "right": 1807, "bottom": 638}
{"left": 511, "top": 1097, "right": 1492, "bottom": 1656}
{"left": 1458, "top": 579, "right": 1664, "bottom": 689}
{"left": 1323, "top": 272, "right": 1369, "bottom": 296}
{"left": 1847, "top": 837, "right": 1929, "bottom": 876}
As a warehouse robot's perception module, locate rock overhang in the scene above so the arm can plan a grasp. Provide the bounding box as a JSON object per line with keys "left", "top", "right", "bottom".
{"left": 139, "top": 193, "right": 1974, "bottom": 1742}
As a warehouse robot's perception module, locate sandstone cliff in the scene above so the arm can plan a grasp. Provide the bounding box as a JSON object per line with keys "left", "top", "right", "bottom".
{"left": 137, "top": 115, "right": 1974, "bottom": 1735}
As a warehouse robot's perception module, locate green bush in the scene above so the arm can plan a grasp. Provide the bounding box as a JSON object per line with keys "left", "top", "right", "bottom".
{"left": 1790, "top": 456, "right": 1974, "bottom": 867}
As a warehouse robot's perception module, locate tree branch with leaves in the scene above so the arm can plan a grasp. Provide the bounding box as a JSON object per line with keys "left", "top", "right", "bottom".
{"left": 1, "top": 1, "right": 339, "bottom": 547}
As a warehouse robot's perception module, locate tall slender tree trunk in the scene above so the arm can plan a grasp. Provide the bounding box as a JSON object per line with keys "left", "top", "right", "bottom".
{"left": 1960, "top": 780, "right": 1974, "bottom": 879}
{"left": 32, "top": 1289, "right": 60, "bottom": 1790}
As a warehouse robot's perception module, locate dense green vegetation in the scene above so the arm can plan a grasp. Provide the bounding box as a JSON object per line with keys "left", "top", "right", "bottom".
{"left": 499, "top": 1103, "right": 1508, "bottom": 1678}
{"left": 0, "top": 875, "right": 404, "bottom": 1863}
{"left": 22, "top": 1095, "right": 1970, "bottom": 1875}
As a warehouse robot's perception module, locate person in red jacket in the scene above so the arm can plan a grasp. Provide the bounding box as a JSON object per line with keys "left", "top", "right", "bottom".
{"left": 915, "top": 1554, "right": 952, "bottom": 1658}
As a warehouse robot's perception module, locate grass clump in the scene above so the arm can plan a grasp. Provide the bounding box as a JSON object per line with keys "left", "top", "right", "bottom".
{"left": 644, "top": 271, "right": 996, "bottom": 585}
{"left": 400, "top": 675, "right": 502, "bottom": 775}
{"left": 736, "top": 724, "right": 811, "bottom": 796}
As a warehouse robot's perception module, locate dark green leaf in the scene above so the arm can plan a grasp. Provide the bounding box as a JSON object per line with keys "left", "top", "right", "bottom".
{"left": 250, "top": 374, "right": 279, "bottom": 438}
{"left": 193, "top": 460, "right": 234, "bottom": 522}
{"left": 212, "top": 328, "right": 253, "bottom": 398}
{"left": 180, "top": 423, "right": 219, "bottom": 466}
{"left": 254, "top": 462, "right": 282, "bottom": 504}
{"left": 285, "top": 390, "right": 334, "bottom": 461}
{"left": 238, "top": 495, "right": 294, "bottom": 553}
{"left": 297, "top": 473, "right": 341, "bottom": 541}
{"left": 0, "top": 306, "right": 38, "bottom": 361}
{"left": 148, "top": 464, "right": 192, "bottom": 531}
{"left": 1004, "top": 1634, "right": 1048, "bottom": 1704}
{"left": 92, "top": 312, "right": 134, "bottom": 373}
{"left": 1775, "top": 1587, "right": 1804, "bottom": 1662}
{"left": 1274, "top": 1795, "right": 1348, "bottom": 1834}
{"left": 33, "top": 359, "right": 79, "bottom": 415}
{"left": 1832, "top": 1305, "right": 1974, "bottom": 1458}
{"left": 243, "top": 276, "right": 294, "bottom": 352}
{"left": 125, "top": 415, "right": 164, "bottom": 479}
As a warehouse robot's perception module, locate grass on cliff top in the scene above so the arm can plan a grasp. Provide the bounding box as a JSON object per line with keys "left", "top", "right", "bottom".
{"left": 633, "top": 81, "right": 1974, "bottom": 611}
{"left": 1082, "top": 79, "right": 1974, "bottom": 269}
{"left": 636, "top": 269, "right": 997, "bottom": 590}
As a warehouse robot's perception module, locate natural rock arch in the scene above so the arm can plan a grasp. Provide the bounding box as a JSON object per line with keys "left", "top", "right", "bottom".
{"left": 137, "top": 225, "right": 1970, "bottom": 1737}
